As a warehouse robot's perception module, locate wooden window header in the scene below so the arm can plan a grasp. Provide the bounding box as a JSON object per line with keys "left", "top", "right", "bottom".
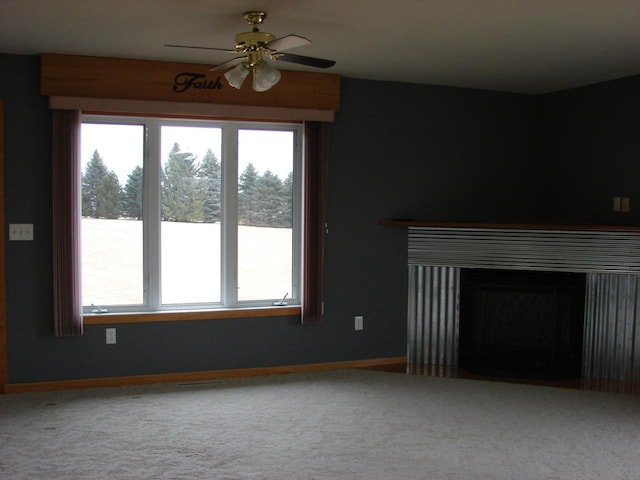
{"left": 41, "top": 53, "right": 340, "bottom": 116}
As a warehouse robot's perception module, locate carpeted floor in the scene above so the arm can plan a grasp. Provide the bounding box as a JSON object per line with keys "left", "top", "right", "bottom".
{"left": 1, "top": 369, "right": 639, "bottom": 479}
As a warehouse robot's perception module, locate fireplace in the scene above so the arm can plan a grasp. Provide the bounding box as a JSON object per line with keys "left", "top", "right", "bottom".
{"left": 458, "top": 269, "right": 585, "bottom": 379}
{"left": 399, "top": 222, "right": 640, "bottom": 387}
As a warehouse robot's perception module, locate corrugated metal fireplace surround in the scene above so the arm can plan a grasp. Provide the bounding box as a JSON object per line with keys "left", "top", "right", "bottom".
{"left": 406, "top": 225, "right": 640, "bottom": 386}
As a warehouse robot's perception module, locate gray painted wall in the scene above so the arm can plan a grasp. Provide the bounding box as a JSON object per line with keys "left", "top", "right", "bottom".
{"left": 538, "top": 75, "right": 640, "bottom": 225}
{"left": 1, "top": 53, "right": 637, "bottom": 384}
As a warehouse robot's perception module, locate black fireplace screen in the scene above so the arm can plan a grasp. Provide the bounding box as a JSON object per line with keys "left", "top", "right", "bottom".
{"left": 459, "top": 269, "right": 586, "bottom": 380}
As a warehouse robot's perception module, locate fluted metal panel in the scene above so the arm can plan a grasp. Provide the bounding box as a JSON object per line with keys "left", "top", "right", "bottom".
{"left": 408, "top": 227, "right": 640, "bottom": 274}
{"left": 583, "top": 273, "right": 640, "bottom": 383}
{"left": 408, "top": 265, "right": 459, "bottom": 369}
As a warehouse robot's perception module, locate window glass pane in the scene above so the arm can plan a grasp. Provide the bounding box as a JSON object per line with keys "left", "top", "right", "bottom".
{"left": 160, "top": 126, "right": 222, "bottom": 305}
{"left": 237, "top": 129, "right": 294, "bottom": 301}
{"left": 81, "top": 123, "right": 144, "bottom": 307}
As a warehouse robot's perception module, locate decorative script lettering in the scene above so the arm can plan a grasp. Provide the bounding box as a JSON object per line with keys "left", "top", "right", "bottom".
{"left": 173, "top": 72, "right": 223, "bottom": 93}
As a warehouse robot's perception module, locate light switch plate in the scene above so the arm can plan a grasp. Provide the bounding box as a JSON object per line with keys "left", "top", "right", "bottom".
{"left": 9, "top": 224, "right": 34, "bottom": 241}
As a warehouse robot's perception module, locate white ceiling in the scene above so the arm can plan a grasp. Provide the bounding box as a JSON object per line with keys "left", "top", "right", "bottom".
{"left": 1, "top": 0, "right": 640, "bottom": 94}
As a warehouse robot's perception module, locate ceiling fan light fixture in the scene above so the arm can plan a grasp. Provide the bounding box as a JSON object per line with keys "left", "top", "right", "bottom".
{"left": 252, "top": 61, "right": 281, "bottom": 92}
{"left": 224, "top": 62, "right": 250, "bottom": 89}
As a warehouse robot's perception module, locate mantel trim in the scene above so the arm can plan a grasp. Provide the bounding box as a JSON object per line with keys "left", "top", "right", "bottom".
{"left": 379, "top": 220, "right": 640, "bottom": 232}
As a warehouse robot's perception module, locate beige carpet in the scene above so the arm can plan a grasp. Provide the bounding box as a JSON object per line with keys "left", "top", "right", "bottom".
{"left": 1, "top": 369, "right": 639, "bottom": 479}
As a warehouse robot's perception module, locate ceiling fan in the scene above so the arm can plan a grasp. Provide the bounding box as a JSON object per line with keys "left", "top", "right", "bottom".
{"left": 166, "top": 11, "right": 336, "bottom": 92}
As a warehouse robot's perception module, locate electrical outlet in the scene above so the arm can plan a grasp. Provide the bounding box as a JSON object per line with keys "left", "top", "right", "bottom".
{"left": 354, "top": 315, "right": 364, "bottom": 331}
{"left": 105, "top": 328, "right": 117, "bottom": 345}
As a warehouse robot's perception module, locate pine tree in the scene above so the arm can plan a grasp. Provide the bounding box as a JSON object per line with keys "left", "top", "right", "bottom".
{"left": 254, "top": 169, "right": 284, "bottom": 227}
{"left": 281, "top": 171, "right": 293, "bottom": 227}
{"left": 95, "top": 171, "right": 122, "bottom": 219}
{"left": 82, "top": 150, "right": 109, "bottom": 217}
{"left": 198, "top": 148, "right": 221, "bottom": 223}
{"left": 161, "top": 142, "right": 204, "bottom": 222}
{"left": 123, "top": 166, "right": 144, "bottom": 220}
{"left": 238, "top": 163, "right": 259, "bottom": 225}
{"left": 82, "top": 150, "right": 122, "bottom": 218}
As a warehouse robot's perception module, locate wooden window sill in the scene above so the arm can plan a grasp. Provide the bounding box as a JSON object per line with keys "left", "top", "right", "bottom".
{"left": 83, "top": 306, "right": 301, "bottom": 325}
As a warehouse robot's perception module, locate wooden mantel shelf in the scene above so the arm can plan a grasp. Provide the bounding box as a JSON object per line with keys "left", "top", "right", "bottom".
{"left": 378, "top": 220, "right": 640, "bottom": 232}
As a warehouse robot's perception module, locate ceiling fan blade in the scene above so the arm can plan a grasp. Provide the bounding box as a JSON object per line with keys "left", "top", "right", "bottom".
{"left": 276, "top": 53, "right": 336, "bottom": 69}
{"left": 165, "top": 44, "right": 236, "bottom": 53}
{"left": 266, "top": 34, "right": 311, "bottom": 52}
{"left": 209, "top": 57, "right": 246, "bottom": 71}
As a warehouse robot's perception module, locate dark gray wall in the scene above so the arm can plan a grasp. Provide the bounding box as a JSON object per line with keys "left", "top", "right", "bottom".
{"left": 1, "top": 53, "right": 636, "bottom": 385}
{"left": 538, "top": 75, "right": 640, "bottom": 225}
{"left": 329, "top": 79, "right": 543, "bottom": 224}
{"left": 322, "top": 78, "right": 543, "bottom": 371}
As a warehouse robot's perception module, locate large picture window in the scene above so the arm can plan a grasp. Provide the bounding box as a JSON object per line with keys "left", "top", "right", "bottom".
{"left": 80, "top": 116, "right": 301, "bottom": 313}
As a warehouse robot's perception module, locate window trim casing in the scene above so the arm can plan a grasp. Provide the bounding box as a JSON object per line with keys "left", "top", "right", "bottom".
{"left": 80, "top": 114, "right": 302, "bottom": 315}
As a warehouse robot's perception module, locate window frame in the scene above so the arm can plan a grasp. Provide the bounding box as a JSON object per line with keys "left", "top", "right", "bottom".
{"left": 80, "top": 114, "right": 303, "bottom": 315}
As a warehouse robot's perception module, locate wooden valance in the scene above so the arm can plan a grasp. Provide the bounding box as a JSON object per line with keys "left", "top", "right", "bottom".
{"left": 41, "top": 53, "right": 340, "bottom": 115}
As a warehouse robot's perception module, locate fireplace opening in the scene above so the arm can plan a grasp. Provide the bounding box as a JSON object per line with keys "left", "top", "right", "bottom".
{"left": 459, "top": 269, "right": 586, "bottom": 380}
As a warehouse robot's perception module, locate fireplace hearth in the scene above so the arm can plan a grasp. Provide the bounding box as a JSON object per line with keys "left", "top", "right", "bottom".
{"left": 458, "top": 269, "right": 585, "bottom": 380}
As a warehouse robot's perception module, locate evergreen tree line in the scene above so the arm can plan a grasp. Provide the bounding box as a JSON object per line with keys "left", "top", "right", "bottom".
{"left": 81, "top": 143, "right": 293, "bottom": 228}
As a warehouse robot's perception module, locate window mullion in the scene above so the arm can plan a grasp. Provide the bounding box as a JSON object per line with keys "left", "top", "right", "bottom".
{"left": 221, "top": 125, "right": 239, "bottom": 306}
{"left": 145, "top": 120, "right": 162, "bottom": 310}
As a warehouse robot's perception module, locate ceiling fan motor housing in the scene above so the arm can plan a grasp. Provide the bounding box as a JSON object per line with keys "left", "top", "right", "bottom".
{"left": 235, "top": 30, "right": 277, "bottom": 67}
{"left": 235, "top": 31, "right": 276, "bottom": 50}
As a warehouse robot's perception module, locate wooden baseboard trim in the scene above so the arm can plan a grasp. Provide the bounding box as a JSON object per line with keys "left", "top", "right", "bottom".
{"left": 2, "top": 356, "right": 407, "bottom": 394}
